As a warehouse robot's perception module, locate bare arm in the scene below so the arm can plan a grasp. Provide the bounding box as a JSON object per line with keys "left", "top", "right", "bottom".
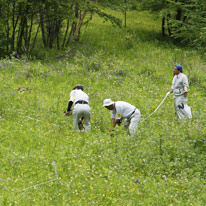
{"left": 109, "top": 119, "right": 121, "bottom": 132}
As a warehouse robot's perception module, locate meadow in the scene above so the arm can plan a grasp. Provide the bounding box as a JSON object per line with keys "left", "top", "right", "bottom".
{"left": 0, "top": 9, "right": 206, "bottom": 205}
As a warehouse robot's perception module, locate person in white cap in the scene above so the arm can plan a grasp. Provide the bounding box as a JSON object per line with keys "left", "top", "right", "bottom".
{"left": 166, "top": 65, "right": 192, "bottom": 119}
{"left": 103, "top": 99, "right": 141, "bottom": 136}
{"left": 65, "top": 84, "right": 91, "bottom": 131}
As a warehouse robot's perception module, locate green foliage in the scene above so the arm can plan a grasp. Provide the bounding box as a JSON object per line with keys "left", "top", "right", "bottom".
{"left": 139, "top": 0, "right": 206, "bottom": 48}
{"left": 0, "top": 0, "right": 125, "bottom": 57}
{"left": 0, "top": 7, "right": 206, "bottom": 206}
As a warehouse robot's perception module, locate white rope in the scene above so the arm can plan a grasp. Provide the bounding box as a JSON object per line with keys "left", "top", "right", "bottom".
{"left": 17, "top": 178, "right": 57, "bottom": 193}
{"left": 25, "top": 116, "right": 64, "bottom": 128}
{"left": 0, "top": 161, "right": 60, "bottom": 197}
{"left": 139, "top": 94, "right": 168, "bottom": 124}
{"left": 52, "top": 161, "right": 59, "bottom": 184}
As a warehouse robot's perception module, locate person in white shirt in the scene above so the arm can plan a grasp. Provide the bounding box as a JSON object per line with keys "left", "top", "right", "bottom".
{"left": 65, "top": 84, "right": 91, "bottom": 131}
{"left": 103, "top": 99, "right": 141, "bottom": 136}
{"left": 167, "top": 65, "right": 192, "bottom": 119}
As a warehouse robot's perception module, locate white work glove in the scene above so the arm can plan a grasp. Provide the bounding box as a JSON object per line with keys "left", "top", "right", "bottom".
{"left": 166, "top": 91, "right": 171, "bottom": 97}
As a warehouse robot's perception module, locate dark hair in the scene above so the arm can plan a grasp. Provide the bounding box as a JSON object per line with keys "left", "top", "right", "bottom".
{"left": 73, "top": 84, "right": 84, "bottom": 91}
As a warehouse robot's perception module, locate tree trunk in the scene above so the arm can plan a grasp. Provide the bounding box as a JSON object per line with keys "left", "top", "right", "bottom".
{"left": 56, "top": 19, "right": 61, "bottom": 50}
{"left": 62, "top": 4, "right": 73, "bottom": 48}
{"left": 62, "top": 19, "right": 69, "bottom": 48}
{"left": 73, "top": 9, "right": 87, "bottom": 41}
{"left": 124, "top": 0, "right": 127, "bottom": 28}
{"left": 48, "top": 22, "right": 53, "bottom": 49}
{"left": 6, "top": 19, "right": 10, "bottom": 53}
{"left": 17, "top": 17, "right": 27, "bottom": 53}
{"left": 40, "top": 8, "right": 47, "bottom": 47}
{"left": 26, "top": 15, "right": 34, "bottom": 51}
{"left": 6, "top": 1, "right": 10, "bottom": 53}
{"left": 162, "top": 16, "right": 165, "bottom": 37}
{"left": 66, "top": 22, "right": 75, "bottom": 47}
{"left": 167, "top": 13, "right": 172, "bottom": 36}
{"left": 30, "top": 23, "right": 40, "bottom": 52}
{"left": 176, "top": 8, "right": 182, "bottom": 21}
{"left": 11, "top": 1, "right": 18, "bottom": 51}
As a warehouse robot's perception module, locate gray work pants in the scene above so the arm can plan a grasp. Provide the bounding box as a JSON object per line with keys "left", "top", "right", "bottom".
{"left": 73, "top": 104, "right": 91, "bottom": 131}
{"left": 124, "top": 109, "right": 141, "bottom": 136}
{"left": 174, "top": 95, "right": 192, "bottom": 119}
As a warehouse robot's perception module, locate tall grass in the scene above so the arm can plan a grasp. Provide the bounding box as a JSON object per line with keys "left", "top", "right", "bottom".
{"left": 0, "top": 9, "right": 206, "bottom": 205}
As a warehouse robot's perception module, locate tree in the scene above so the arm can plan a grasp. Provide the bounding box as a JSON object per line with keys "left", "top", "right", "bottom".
{"left": 139, "top": 0, "right": 206, "bottom": 47}
{"left": 0, "top": 0, "right": 125, "bottom": 57}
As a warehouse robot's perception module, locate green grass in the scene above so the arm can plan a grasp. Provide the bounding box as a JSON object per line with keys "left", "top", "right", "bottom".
{"left": 0, "top": 9, "right": 206, "bottom": 205}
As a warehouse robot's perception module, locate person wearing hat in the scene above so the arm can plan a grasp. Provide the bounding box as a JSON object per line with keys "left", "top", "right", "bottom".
{"left": 103, "top": 99, "right": 141, "bottom": 136}
{"left": 65, "top": 84, "right": 91, "bottom": 131}
{"left": 166, "top": 65, "right": 192, "bottom": 119}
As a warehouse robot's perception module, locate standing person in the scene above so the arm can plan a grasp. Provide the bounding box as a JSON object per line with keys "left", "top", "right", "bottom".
{"left": 166, "top": 65, "right": 192, "bottom": 119}
{"left": 65, "top": 84, "right": 91, "bottom": 131}
{"left": 103, "top": 99, "right": 141, "bottom": 136}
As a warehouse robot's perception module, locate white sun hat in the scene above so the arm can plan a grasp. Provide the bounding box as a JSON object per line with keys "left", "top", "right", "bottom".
{"left": 103, "top": 99, "right": 114, "bottom": 107}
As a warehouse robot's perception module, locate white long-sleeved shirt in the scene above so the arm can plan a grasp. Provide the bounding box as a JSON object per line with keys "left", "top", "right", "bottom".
{"left": 172, "top": 73, "right": 189, "bottom": 98}
{"left": 111, "top": 101, "right": 136, "bottom": 119}
{"left": 69, "top": 89, "right": 89, "bottom": 104}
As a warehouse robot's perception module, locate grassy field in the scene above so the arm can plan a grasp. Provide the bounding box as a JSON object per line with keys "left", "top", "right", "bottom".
{"left": 0, "top": 9, "right": 206, "bottom": 205}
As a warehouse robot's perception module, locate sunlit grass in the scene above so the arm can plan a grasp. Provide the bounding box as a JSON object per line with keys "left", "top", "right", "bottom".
{"left": 0, "top": 8, "right": 206, "bottom": 206}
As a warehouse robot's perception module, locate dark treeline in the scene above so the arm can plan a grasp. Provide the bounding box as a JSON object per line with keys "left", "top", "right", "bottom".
{"left": 0, "top": 0, "right": 206, "bottom": 58}
{"left": 140, "top": 0, "right": 206, "bottom": 47}
{"left": 0, "top": 0, "right": 126, "bottom": 57}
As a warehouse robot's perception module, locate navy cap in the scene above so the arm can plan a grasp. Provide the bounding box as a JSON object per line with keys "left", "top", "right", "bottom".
{"left": 175, "top": 65, "right": 183, "bottom": 73}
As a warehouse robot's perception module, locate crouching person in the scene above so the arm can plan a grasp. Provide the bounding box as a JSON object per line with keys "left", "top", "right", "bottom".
{"left": 65, "top": 84, "right": 91, "bottom": 131}
{"left": 103, "top": 99, "right": 141, "bottom": 136}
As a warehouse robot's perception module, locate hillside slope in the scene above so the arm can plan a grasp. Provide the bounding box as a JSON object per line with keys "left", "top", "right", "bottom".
{"left": 0, "top": 9, "right": 206, "bottom": 205}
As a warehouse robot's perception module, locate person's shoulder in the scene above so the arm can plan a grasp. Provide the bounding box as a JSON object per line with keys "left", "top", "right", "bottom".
{"left": 116, "top": 101, "right": 129, "bottom": 108}
{"left": 117, "top": 101, "right": 126, "bottom": 104}
{"left": 181, "top": 73, "right": 188, "bottom": 78}
{"left": 70, "top": 90, "right": 75, "bottom": 95}
{"left": 81, "top": 90, "right": 88, "bottom": 96}
{"left": 115, "top": 101, "right": 123, "bottom": 106}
